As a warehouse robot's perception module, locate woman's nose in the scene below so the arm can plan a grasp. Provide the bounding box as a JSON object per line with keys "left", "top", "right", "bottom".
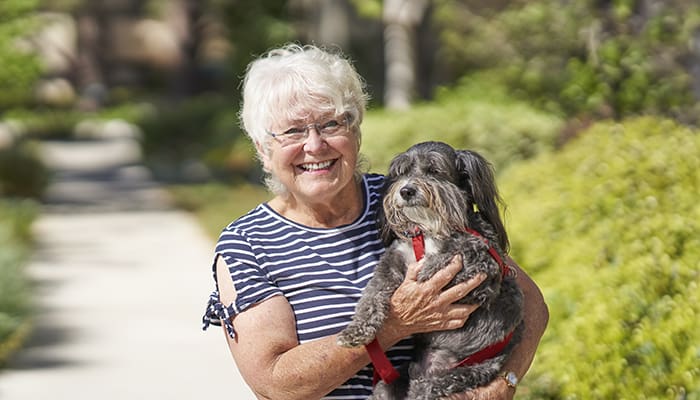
{"left": 302, "top": 127, "right": 325, "bottom": 150}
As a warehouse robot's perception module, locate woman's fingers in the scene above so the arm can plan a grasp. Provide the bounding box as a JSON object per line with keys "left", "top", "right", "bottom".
{"left": 440, "top": 303, "right": 480, "bottom": 330}
{"left": 439, "top": 272, "right": 486, "bottom": 304}
{"left": 405, "top": 258, "right": 424, "bottom": 281}
{"left": 389, "top": 254, "right": 487, "bottom": 335}
{"left": 428, "top": 254, "right": 463, "bottom": 288}
{"left": 402, "top": 254, "right": 487, "bottom": 309}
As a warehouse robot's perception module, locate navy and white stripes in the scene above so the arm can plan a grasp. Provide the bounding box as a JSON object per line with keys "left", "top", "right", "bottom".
{"left": 202, "top": 174, "right": 414, "bottom": 399}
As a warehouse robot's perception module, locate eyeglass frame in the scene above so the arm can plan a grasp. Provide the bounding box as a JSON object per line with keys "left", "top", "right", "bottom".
{"left": 265, "top": 113, "right": 354, "bottom": 145}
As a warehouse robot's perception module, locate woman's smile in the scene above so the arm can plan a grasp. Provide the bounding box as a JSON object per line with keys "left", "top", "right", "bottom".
{"left": 297, "top": 159, "right": 337, "bottom": 172}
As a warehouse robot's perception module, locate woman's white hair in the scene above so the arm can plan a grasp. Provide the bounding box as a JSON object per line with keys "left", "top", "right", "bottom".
{"left": 239, "top": 43, "right": 370, "bottom": 194}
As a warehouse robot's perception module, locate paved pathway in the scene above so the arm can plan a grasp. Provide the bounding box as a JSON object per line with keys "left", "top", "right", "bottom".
{"left": 0, "top": 135, "right": 255, "bottom": 399}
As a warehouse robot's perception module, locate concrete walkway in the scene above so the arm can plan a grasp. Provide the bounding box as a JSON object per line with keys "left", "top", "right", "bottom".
{"left": 0, "top": 135, "right": 255, "bottom": 399}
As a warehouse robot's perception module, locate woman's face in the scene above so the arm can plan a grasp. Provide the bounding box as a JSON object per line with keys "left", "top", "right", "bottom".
{"left": 260, "top": 111, "right": 360, "bottom": 206}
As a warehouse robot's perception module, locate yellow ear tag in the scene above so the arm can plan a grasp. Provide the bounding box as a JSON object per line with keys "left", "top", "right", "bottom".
{"left": 472, "top": 203, "right": 480, "bottom": 213}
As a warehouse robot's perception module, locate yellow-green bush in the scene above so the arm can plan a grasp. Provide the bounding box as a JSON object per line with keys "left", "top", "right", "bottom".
{"left": 499, "top": 117, "right": 699, "bottom": 399}
{"left": 0, "top": 199, "right": 37, "bottom": 366}
{"left": 361, "top": 75, "right": 563, "bottom": 174}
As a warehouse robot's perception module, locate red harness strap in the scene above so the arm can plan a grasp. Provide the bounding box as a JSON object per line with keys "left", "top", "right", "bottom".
{"left": 365, "top": 228, "right": 425, "bottom": 385}
{"left": 366, "top": 338, "right": 400, "bottom": 385}
{"left": 367, "top": 227, "right": 514, "bottom": 384}
{"left": 412, "top": 230, "right": 426, "bottom": 260}
{"left": 454, "top": 330, "right": 514, "bottom": 368}
{"left": 463, "top": 227, "right": 513, "bottom": 279}
{"left": 456, "top": 228, "right": 515, "bottom": 367}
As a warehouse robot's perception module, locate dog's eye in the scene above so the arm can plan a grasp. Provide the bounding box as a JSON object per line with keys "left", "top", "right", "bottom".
{"left": 425, "top": 163, "right": 440, "bottom": 175}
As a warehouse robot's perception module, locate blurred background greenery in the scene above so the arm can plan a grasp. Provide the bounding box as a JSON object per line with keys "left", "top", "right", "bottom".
{"left": 0, "top": 0, "right": 698, "bottom": 398}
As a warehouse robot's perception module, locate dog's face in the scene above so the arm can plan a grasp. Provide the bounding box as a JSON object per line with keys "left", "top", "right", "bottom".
{"left": 382, "top": 141, "right": 471, "bottom": 240}
{"left": 380, "top": 141, "right": 509, "bottom": 250}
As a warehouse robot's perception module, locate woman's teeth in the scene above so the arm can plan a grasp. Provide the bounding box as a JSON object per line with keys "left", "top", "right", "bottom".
{"left": 300, "top": 160, "right": 333, "bottom": 171}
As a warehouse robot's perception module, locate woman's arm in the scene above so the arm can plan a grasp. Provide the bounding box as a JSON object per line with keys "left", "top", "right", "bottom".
{"left": 217, "top": 255, "right": 484, "bottom": 400}
{"left": 447, "top": 257, "right": 550, "bottom": 400}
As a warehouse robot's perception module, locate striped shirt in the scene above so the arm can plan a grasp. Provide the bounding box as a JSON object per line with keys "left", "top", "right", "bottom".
{"left": 202, "top": 173, "right": 414, "bottom": 399}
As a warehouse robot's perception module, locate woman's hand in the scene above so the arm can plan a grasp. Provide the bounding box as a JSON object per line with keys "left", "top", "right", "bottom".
{"left": 443, "top": 377, "right": 514, "bottom": 400}
{"left": 382, "top": 255, "right": 486, "bottom": 341}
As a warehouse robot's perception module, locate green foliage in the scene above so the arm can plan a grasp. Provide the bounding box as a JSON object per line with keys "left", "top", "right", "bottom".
{"left": 361, "top": 74, "right": 563, "bottom": 173}
{"left": 139, "top": 95, "right": 258, "bottom": 182}
{"left": 349, "top": 0, "right": 382, "bottom": 19}
{"left": 499, "top": 117, "right": 700, "bottom": 399}
{"left": 4, "top": 103, "right": 153, "bottom": 140}
{"left": 218, "top": 0, "right": 295, "bottom": 90}
{"left": 0, "top": 199, "right": 38, "bottom": 365}
{"left": 0, "top": 0, "right": 43, "bottom": 109}
{"left": 433, "top": 0, "right": 700, "bottom": 122}
{"left": 2, "top": 110, "right": 80, "bottom": 139}
{"left": 0, "top": 140, "right": 49, "bottom": 199}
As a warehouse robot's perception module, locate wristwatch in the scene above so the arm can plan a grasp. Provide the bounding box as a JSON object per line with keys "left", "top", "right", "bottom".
{"left": 502, "top": 371, "right": 519, "bottom": 389}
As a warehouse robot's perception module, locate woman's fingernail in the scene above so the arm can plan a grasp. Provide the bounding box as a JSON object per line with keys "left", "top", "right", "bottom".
{"left": 471, "top": 273, "right": 486, "bottom": 282}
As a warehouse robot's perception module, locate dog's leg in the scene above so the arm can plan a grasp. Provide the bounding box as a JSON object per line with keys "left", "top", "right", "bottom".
{"left": 337, "top": 250, "right": 406, "bottom": 347}
{"left": 336, "top": 276, "right": 394, "bottom": 347}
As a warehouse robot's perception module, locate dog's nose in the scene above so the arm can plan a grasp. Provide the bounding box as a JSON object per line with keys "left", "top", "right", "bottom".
{"left": 400, "top": 186, "right": 416, "bottom": 199}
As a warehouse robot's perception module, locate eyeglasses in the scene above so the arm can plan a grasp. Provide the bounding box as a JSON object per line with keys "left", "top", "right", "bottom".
{"left": 266, "top": 114, "right": 352, "bottom": 146}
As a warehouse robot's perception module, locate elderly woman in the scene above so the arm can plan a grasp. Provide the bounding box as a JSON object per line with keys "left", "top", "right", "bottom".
{"left": 202, "top": 43, "right": 548, "bottom": 400}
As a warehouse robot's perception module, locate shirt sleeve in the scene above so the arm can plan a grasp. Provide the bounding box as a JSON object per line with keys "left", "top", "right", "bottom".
{"left": 201, "top": 227, "right": 283, "bottom": 339}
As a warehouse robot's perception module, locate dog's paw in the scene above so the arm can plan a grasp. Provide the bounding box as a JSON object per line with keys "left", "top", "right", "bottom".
{"left": 336, "top": 324, "right": 375, "bottom": 347}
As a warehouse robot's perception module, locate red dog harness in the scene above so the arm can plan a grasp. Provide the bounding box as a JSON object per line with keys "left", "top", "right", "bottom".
{"left": 366, "top": 227, "right": 515, "bottom": 385}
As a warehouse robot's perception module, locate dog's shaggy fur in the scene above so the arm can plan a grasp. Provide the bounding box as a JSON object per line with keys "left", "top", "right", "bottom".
{"left": 337, "top": 141, "right": 524, "bottom": 399}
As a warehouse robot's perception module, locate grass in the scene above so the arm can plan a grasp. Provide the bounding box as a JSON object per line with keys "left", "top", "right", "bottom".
{"left": 167, "top": 182, "right": 271, "bottom": 240}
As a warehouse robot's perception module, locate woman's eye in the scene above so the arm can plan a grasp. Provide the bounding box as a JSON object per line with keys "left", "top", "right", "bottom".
{"left": 284, "top": 127, "right": 304, "bottom": 135}
{"left": 322, "top": 120, "right": 340, "bottom": 129}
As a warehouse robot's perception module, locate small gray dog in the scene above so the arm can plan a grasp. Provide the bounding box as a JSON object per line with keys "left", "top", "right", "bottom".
{"left": 337, "top": 141, "right": 524, "bottom": 399}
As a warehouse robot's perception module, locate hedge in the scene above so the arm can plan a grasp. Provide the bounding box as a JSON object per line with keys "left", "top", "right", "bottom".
{"left": 361, "top": 75, "right": 563, "bottom": 174}
{"left": 499, "top": 117, "right": 699, "bottom": 399}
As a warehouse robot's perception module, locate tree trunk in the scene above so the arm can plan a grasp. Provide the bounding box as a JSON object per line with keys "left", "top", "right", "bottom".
{"left": 163, "top": 0, "right": 199, "bottom": 98}
{"left": 318, "top": 0, "right": 351, "bottom": 49}
{"left": 383, "top": 0, "right": 429, "bottom": 110}
{"left": 290, "top": 0, "right": 351, "bottom": 49}
{"left": 75, "top": 9, "right": 106, "bottom": 111}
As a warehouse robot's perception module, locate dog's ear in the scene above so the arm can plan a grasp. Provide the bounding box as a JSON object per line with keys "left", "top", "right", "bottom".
{"left": 455, "top": 150, "right": 509, "bottom": 251}
{"left": 377, "top": 207, "right": 396, "bottom": 246}
{"left": 377, "top": 176, "right": 397, "bottom": 246}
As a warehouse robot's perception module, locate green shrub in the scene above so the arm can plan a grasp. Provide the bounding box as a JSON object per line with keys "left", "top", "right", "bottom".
{"left": 0, "top": 110, "right": 78, "bottom": 139}
{"left": 0, "top": 0, "right": 43, "bottom": 109}
{"left": 0, "top": 199, "right": 38, "bottom": 366}
{"left": 139, "top": 95, "right": 258, "bottom": 182}
{"left": 361, "top": 75, "right": 563, "bottom": 173}
{"left": 433, "top": 1, "right": 700, "bottom": 123}
{"left": 499, "top": 117, "right": 699, "bottom": 399}
{"left": 0, "top": 139, "right": 49, "bottom": 199}
{"left": 3, "top": 103, "right": 152, "bottom": 140}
